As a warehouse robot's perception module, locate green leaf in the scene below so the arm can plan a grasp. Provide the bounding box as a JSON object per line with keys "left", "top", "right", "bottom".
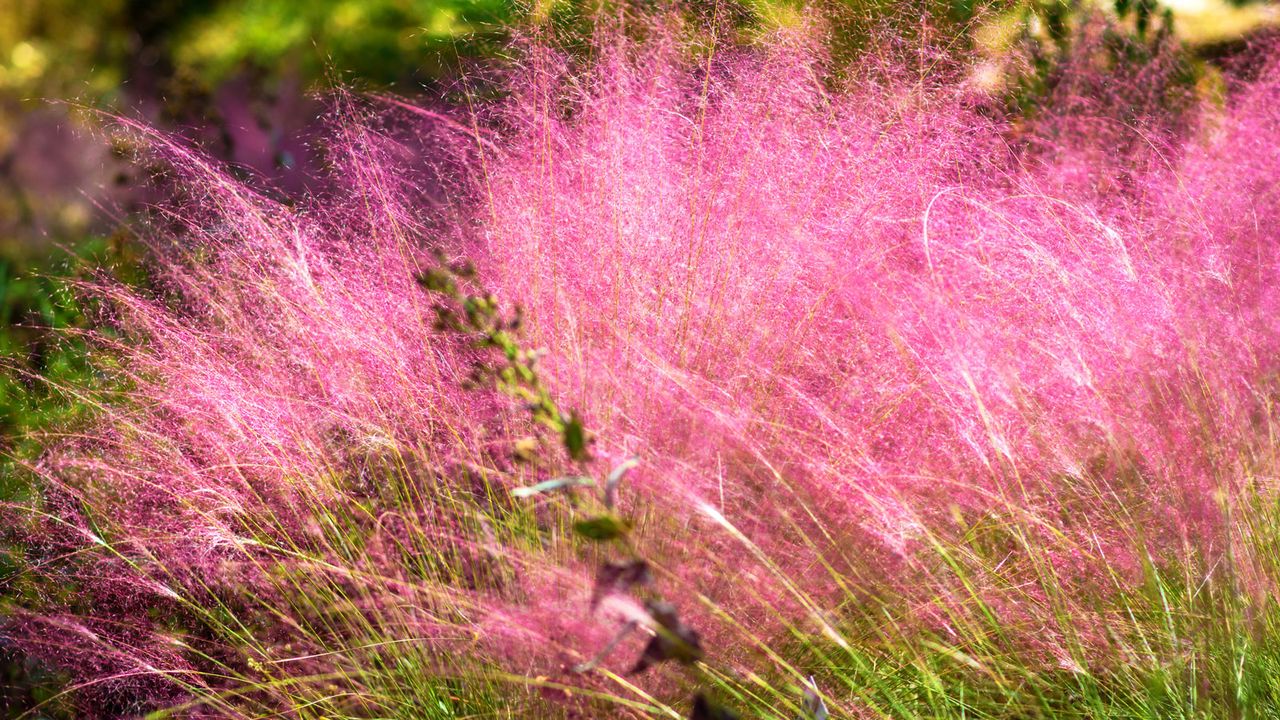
{"left": 573, "top": 515, "right": 630, "bottom": 541}
{"left": 563, "top": 412, "right": 589, "bottom": 461}
{"left": 416, "top": 268, "right": 456, "bottom": 296}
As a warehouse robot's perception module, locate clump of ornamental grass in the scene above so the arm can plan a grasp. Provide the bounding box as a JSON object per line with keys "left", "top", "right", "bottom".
{"left": 9, "top": 13, "right": 1280, "bottom": 720}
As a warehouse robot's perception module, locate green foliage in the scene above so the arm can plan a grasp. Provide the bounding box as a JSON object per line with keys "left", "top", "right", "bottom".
{"left": 0, "top": 234, "right": 139, "bottom": 717}
{"left": 572, "top": 515, "right": 631, "bottom": 542}
{"left": 419, "top": 251, "right": 594, "bottom": 461}
{"left": 0, "top": 0, "right": 515, "bottom": 101}
{"left": 0, "top": 236, "right": 136, "bottom": 475}
{"left": 169, "top": 0, "right": 516, "bottom": 88}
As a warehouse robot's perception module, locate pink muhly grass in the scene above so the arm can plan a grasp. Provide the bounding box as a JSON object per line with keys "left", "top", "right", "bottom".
{"left": 9, "top": 16, "right": 1280, "bottom": 719}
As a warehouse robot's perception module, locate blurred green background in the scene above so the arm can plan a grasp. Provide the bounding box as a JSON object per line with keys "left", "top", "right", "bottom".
{"left": 0, "top": 0, "right": 1277, "bottom": 716}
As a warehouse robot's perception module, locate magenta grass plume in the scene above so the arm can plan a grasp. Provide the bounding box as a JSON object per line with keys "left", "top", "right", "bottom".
{"left": 8, "top": 15, "right": 1280, "bottom": 719}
